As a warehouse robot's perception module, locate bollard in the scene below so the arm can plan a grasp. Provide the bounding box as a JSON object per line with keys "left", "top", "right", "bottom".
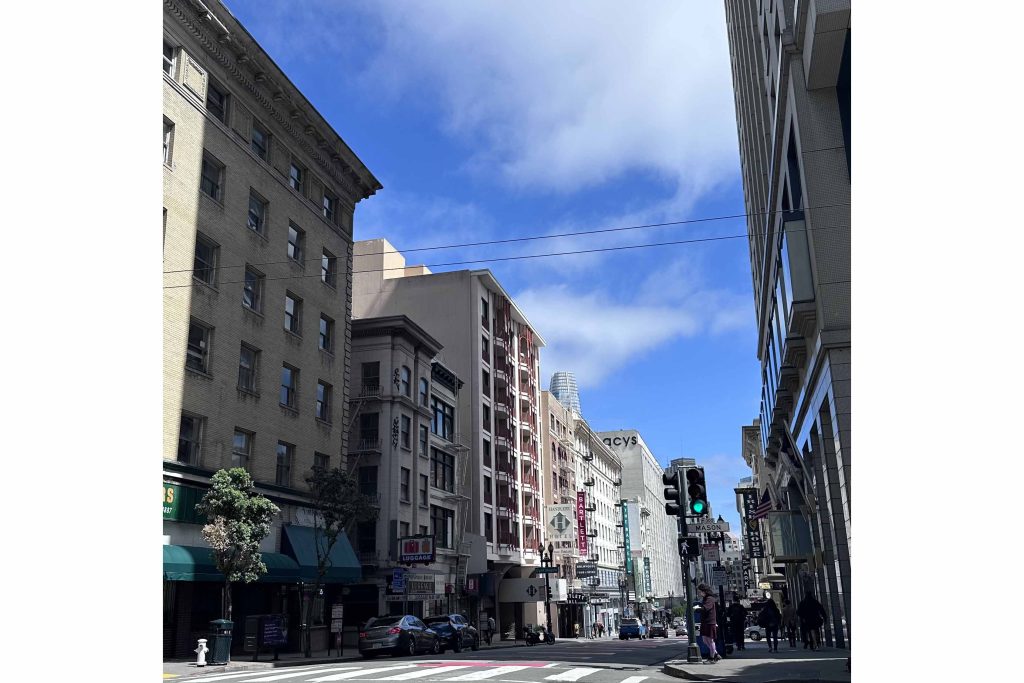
{"left": 195, "top": 638, "right": 209, "bottom": 667}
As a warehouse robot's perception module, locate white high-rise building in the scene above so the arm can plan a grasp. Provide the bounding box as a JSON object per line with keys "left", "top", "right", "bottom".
{"left": 549, "top": 371, "right": 581, "bottom": 413}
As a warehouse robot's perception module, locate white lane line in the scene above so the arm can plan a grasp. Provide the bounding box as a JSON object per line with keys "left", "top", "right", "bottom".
{"left": 619, "top": 677, "right": 648, "bottom": 683}
{"left": 240, "top": 667, "right": 358, "bottom": 682}
{"left": 443, "top": 666, "right": 532, "bottom": 681}
{"left": 543, "top": 668, "right": 601, "bottom": 681}
{"left": 310, "top": 665, "right": 418, "bottom": 682}
{"left": 376, "top": 666, "right": 473, "bottom": 680}
{"left": 189, "top": 669, "right": 323, "bottom": 682}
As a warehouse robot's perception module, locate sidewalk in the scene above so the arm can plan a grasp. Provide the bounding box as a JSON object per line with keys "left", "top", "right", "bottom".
{"left": 662, "top": 643, "right": 851, "bottom": 683}
{"left": 164, "top": 638, "right": 587, "bottom": 679}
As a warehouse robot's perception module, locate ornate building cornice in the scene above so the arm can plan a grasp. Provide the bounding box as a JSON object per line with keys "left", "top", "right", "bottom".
{"left": 166, "top": 0, "right": 381, "bottom": 205}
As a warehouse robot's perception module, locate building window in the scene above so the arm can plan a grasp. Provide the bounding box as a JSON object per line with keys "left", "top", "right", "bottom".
{"left": 357, "top": 521, "right": 376, "bottom": 553}
{"left": 232, "top": 429, "right": 252, "bottom": 469}
{"left": 284, "top": 293, "right": 302, "bottom": 334}
{"left": 482, "top": 404, "right": 490, "bottom": 432}
{"left": 199, "top": 153, "right": 224, "bottom": 201}
{"left": 247, "top": 191, "right": 267, "bottom": 235}
{"left": 242, "top": 267, "right": 264, "bottom": 312}
{"left": 319, "top": 314, "right": 334, "bottom": 353}
{"left": 431, "top": 505, "right": 455, "bottom": 548}
{"left": 418, "top": 425, "right": 428, "bottom": 458}
{"left": 206, "top": 79, "right": 229, "bottom": 123}
{"left": 482, "top": 369, "right": 490, "bottom": 397}
{"left": 314, "top": 451, "right": 330, "bottom": 471}
{"left": 400, "top": 468, "right": 411, "bottom": 502}
{"left": 163, "top": 40, "right": 176, "bottom": 76}
{"left": 400, "top": 522, "right": 410, "bottom": 538}
{"left": 430, "top": 397, "right": 454, "bottom": 441}
{"left": 177, "top": 413, "right": 203, "bottom": 464}
{"left": 431, "top": 447, "right": 455, "bottom": 493}
{"left": 481, "top": 297, "right": 489, "bottom": 328}
{"left": 400, "top": 415, "right": 411, "bottom": 449}
{"left": 400, "top": 366, "right": 411, "bottom": 397}
{"left": 186, "top": 320, "right": 211, "bottom": 373}
{"left": 481, "top": 335, "right": 489, "bottom": 362}
{"left": 419, "top": 524, "right": 428, "bottom": 536}
{"left": 163, "top": 120, "right": 174, "bottom": 165}
{"left": 287, "top": 223, "right": 305, "bottom": 264}
{"left": 276, "top": 441, "right": 294, "bottom": 486}
{"left": 322, "top": 192, "right": 336, "bottom": 222}
{"left": 484, "top": 476, "right": 492, "bottom": 504}
{"left": 484, "top": 512, "right": 493, "bottom": 542}
{"left": 359, "top": 413, "right": 379, "bottom": 445}
{"left": 419, "top": 474, "right": 428, "bottom": 507}
{"left": 419, "top": 378, "right": 429, "bottom": 406}
{"left": 321, "top": 249, "right": 337, "bottom": 288}
{"left": 359, "top": 466, "right": 378, "bottom": 496}
{"left": 482, "top": 438, "right": 491, "bottom": 468}
{"left": 316, "top": 381, "right": 332, "bottom": 422}
{"left": 362, "top": 362, "right": 380, "bottom": 391}
{"left": 289, "top": 162, "right": 304, "bottom": 193}
{"left": 251, "top": 120, "right": 270, "bottom": 161}
{"left": 237, "top": 344, "right": 259, "bottom": 393}
{"left": 193, "top": 233, "right": 218, "bottom": 285}
{"left": 280, "top": 364, "right": 298, "bottom": 409}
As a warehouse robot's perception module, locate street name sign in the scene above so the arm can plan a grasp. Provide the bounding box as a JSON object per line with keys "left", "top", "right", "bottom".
{"left": 687, "top": 521, "right": 730, "bottom": 534}
{"left": 534, "top": 566, "right": 559, "bottom": 574}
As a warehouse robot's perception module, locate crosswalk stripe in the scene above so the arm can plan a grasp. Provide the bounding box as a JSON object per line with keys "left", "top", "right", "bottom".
{"left": 375, "top": 666, "right": 472, "bottom": 680}
{"left": 442, "top": 665, "right": 532, "bottom": 680}
{"left": 543, "top": 668, "right": 601, "bottom": 681}
{"left": 618, "top": 676, "right": 648, "bottom": 683}
{"left": 240, "top": 667, "right": 358, "bottom": 681}
{"left": 309, "top": 665, "right": 417, "bottom": 682}
{"left": 188, "top": 669, "right": 322, "bottom": 683}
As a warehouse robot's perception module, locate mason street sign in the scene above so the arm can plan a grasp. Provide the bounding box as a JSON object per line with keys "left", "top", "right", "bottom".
{"left": 687, "top": 521, "right": 730, "bottom": 534}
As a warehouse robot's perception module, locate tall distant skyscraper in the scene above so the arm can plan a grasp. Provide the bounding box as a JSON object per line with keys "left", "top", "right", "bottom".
{"left": 549, "top": 371, "right": 581, "bottom": 412}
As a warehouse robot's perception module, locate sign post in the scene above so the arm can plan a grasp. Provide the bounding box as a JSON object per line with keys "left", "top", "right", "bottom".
{"left": 330, "top": 604, "right": 344, "bottom": 656}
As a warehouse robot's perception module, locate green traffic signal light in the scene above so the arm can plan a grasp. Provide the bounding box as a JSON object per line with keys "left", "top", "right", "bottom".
{"left": 691, "top": 499, "right": 705, "bottom": 514}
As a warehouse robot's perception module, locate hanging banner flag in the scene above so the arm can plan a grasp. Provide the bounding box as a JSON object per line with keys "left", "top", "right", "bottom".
{"left": 643, "top": 557, "right": 653, "bottom": 596}
{"left": 576, "top": 491, "right": 589, "bottom": 558}
{"left": 621, "top": 501, "right": 633, "bottom": 573}
{"left": 626, "top": 502, "right": 642, "bottom": 557}
{"left": 547, "top": 504, "right": 575, "bottom": 541}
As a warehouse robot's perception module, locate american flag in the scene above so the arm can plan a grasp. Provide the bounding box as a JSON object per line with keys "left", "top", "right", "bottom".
{"left": 750, "top": 490, "right": 773, "bottom": 520}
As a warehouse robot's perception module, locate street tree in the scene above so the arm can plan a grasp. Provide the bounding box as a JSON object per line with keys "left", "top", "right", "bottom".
{"left": 301, "top": 464, "right": 379, "bottom": 657}
{"left": 196, "top": 468, "right": 280, "bottom": 621}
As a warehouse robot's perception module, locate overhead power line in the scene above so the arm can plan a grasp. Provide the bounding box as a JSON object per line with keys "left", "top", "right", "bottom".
{"left": 163, "top": 221, "right": 848, "bottom": 289}
{"left": 162, "top": 203, "right": 850, "bottom": 275}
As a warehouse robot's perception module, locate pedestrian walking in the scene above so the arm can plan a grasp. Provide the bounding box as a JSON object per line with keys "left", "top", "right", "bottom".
{"left": 757, "top": 598, "right": 782, "bottom": 652}
{"left": 597, "top": 621, "right": 604, "bottom": 638}
{"left": 485, "top": 616, "right": 495, "bottom": 645}
{"left": 574, "top": 622, "right": 581, "bottom": 639}
{"left": 726, "top": 594, "right": 748, "bottom": 651}
{"left": 698, "top": 584, "right": 720, "bottom": 663}
{"left": 781, "top": 599, "right": 797, "bottom": 648}
{"left": 797, "top": 592, "right": 827, "bottom": 651}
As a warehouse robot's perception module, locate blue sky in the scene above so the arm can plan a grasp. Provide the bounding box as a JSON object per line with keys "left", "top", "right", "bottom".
{"left": 225, "top": 0, "right": 761, "bottom": 533}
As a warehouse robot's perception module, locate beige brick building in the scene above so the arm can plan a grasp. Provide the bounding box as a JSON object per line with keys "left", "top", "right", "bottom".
{"left": 162, "top": 0, "right": 380, "bottom": 658}
{"left": 724, "top": 0, "right": 850, "bottom": 647}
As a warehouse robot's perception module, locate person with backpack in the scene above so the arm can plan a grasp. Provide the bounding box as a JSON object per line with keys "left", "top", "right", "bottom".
{"left": 726, "top": 594, "right": 748, "bottom": 650}
{"left": 698, "top": 584, "right": 720, "bottom": 663}
{"left": 757, "top": 598, "right": 782, "bottom": 652}
{"left": 781, "top": 599, "right": 798, "bottom": 648}
{"left": 797, "top": 592, "right": 827, "bottom": 650}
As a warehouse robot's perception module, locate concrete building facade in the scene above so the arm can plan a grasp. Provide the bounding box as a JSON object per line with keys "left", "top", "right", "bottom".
{"left": 352, "top": 239, "right": 546, "bottom": 637}
{"left": 724, "top": 0, "right": 851, "bottom": 647}
{"left": 600, "top": 430, "right": 684, "bottom": 614}
{"left": 162, "top": 0, "right": 380, "bottom": 659}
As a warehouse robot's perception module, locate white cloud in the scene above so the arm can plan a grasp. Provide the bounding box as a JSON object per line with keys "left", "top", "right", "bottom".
{"left": 354, "top": 0, "right": 739, "bottom": 196}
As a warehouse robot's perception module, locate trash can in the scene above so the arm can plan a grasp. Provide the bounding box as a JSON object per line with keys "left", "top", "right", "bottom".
{"left": 209, "top": 619, "right": 234, "bottom": 664}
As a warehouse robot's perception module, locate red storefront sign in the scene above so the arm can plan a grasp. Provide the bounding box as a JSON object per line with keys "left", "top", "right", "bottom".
{"left": 576, "top": 491, "right": 589, "bottom": 557}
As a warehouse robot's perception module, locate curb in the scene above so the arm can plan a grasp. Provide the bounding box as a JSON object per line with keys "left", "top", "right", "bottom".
{"left": 661, "top": 662, "right": 848, "bottom": 683}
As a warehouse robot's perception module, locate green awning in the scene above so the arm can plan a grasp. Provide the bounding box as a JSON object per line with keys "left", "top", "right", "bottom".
{"left": 280, "top": 525, "right": 361, "bottom": 583}
{"left": 162, "top": 545, "right": 301, "bottom": 583}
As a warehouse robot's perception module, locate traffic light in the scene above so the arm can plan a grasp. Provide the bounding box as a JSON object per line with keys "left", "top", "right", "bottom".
{"left": 547, "top": 585, "right": 553, "bottom": 601}
{"left": 678, "top": 537, "right": 700, "bottom": 558}
{"left": 685, "top": 467, "right": 708, "bottom": 515}
{"left": 662, "top": 471, "right": 683, "bottom": 516}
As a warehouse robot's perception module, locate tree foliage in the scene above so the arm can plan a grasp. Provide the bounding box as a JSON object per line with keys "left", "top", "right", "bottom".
{"left": 196, "top": 468, "right": 280, "bottom": 619}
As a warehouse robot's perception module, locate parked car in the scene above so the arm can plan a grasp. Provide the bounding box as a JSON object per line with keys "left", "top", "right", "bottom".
{"left": 358, "top": 614, "right": 441, "bottom": 658}
{"left": 423, "top": 614, "right": 480, "bottom": 653}
{"left": 746, "top": 624, "right": 766, "bottom": 641}
{"left": 618, "top": 617, "right": 647, "bottom": 640}
{"left": 648, "top": 622, "right": 668, "bottom": 638}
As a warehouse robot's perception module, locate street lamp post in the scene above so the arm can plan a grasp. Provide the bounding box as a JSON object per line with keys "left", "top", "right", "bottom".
{"left": 539, "top": 542, "right": 555, "bottom": 637}
{"left": 618, "top": 574, "right": 627, "bottom": 627}
{"left": 715, "top": 516, "right": 728, "bottom": 658}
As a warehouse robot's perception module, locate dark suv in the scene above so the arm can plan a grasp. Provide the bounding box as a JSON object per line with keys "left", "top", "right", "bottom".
{"left": 423, "top": 614, "right": 480, "bottom": 653}
{"left": 648, "top": 622, "right": 668, "bottom": 638}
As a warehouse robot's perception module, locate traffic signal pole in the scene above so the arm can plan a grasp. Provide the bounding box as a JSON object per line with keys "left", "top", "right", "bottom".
{"left": 664, "top": 470, "right": 701, "bottom": 663}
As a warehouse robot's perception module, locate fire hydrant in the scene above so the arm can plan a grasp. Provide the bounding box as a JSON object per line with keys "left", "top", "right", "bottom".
{"left": 195, "top": 638, "right": 209, "bottom": 667}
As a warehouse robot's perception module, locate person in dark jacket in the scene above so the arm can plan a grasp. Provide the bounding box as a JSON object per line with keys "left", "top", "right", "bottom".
{"left": 698, "top": 584, "right": 720, "bottom": 663}
{"left": 757, "top": 598, "right": 782, "bottom": 652}
{"left": 726, "top": 594, "right": 748, "bottom": 650}
{"left": 797, "top": 592, "right": 827, "bottom": 650}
